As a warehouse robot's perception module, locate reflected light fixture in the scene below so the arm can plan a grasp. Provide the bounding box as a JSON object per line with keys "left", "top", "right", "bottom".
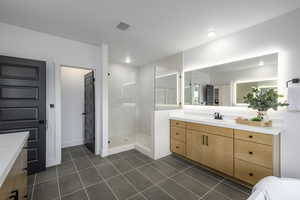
{"left": 208, "top": 31, "right": 216, "bottom": 38}
{"left": 259, "top": 61, "right": 264, "bottom": 66}
{"left": 125, "top": 56, "right": 131, "bottom": 64}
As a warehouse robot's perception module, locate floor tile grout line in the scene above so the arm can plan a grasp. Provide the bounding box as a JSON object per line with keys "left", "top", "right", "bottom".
{"left": 56, "top": 146, "right": 249, "bottom": 200}
{"left": 106, "top": 157, "right": 150, "bottom": 200}
{"left": 123, "top": 162, "right": 195, "bottom": 200}
{"left": 199, "top": 178, "right": 226, "bottom": 200}
{"left": 85, "top": 152, "right": 121, "bottom": 200}
{"left": 70, "top": 153, "right": 91, "bottom": 200}
{"left": 56, "top": 165, "right": 62, "bottom": 200}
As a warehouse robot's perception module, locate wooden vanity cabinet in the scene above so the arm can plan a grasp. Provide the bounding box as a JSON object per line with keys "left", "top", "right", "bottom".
{"left": 0, "top": 148, "right": 28, "bottom": 200}
{"left": 186, "top": 125, "right": 234, "bottom": 176}
{"left": 170, "top": 119, "right": 278, "bottom": 186}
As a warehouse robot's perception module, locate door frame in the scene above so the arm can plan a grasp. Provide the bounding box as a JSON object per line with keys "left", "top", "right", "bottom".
{"left": 55, "top": 64, "right": 100, "bottom": 164}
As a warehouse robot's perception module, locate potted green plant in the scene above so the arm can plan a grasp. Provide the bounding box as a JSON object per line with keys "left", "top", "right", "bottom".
{"left": 243, "top": 88, "right": 288, "bottom": 121}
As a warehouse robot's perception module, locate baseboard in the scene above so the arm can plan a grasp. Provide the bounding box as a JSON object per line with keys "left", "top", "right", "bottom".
{"left": 135, "top": 143, "right": 153, "bottom": 158}
{"left": 62, "top": 138, "right": 84, "bottom": 148}
{"left": 107, "top": 144, "right": 135, "bottom": 155}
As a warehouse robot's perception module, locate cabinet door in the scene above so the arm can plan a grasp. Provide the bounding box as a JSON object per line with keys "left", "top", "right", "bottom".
{"left": 203, "top": 134, "right": 234, "bottom": 176}
{"left": 186, "top": 130, "right": 206, "bottom": 163}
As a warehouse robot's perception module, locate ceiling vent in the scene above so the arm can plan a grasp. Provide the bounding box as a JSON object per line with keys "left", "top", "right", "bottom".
{"left": 116, "top": 22, "right": 131, "bottom": 31}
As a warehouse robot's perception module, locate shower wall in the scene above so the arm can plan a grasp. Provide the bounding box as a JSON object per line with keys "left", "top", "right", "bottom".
{"left": 136, "top": 64, "right": 155, "bottom": 150}
{"left": 108, "top": 64, "right": 137, "bottom": 148}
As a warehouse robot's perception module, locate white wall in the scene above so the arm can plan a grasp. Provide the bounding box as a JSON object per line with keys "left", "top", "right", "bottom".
{"left": 0, "top": 22, "right": 104, "bottom": 167}
{"left": 183, "top": 9, "right": 300, "bottom": 178}
{"left": 61, "top": 67, "right": 91, "bottom": 148}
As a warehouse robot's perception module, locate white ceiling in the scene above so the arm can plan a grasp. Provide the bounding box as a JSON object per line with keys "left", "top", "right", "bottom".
{"left": 0, "top": 0, "right": 299, "bottom": 66}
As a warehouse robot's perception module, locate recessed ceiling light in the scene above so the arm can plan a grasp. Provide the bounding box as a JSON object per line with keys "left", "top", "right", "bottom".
{"left": 125, "top": 57, "right": 131, "bottom": 64}
{"left": 259, "top": 61, "right": 264, "bottom": 66}
{"left": 208, "top": 31, "right": 216, "bottom": 38}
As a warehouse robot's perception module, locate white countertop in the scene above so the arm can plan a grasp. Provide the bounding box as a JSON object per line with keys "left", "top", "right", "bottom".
{"left": 169, "top": 113, "right": 281, "bottom": 135}
{"left": 0, "top": 132, "right": 29, "bottom": 187}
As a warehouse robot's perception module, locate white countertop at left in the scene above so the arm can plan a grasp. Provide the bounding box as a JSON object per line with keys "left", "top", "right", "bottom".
{"left": 0, "top": 132, "right": 29, "bottom": 187}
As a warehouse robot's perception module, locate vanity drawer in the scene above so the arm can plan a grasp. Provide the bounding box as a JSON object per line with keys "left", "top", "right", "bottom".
{"left": 171, "top": 139, "right": 186, "bottom": 156}
{"left": 235, "top": 140, "right": 273, "bottom": 169}
{"left": 235, "top": 159, "right": 272, "bottom": 185}
{"left": 171, "top": 127, "right": 186, "bottom": 142}
{"left": 170, "top": 120, "right": 186, "bottom": 128}
{"left": 235, "top": 130, "right": 273, "bottom": 146}
{"left": 187, "top": 122, "right": 233, "bottom": 138}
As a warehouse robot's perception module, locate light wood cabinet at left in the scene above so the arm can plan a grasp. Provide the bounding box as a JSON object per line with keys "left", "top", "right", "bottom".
{"left": 0, "top": 148, "right": 27, "bottom": 200}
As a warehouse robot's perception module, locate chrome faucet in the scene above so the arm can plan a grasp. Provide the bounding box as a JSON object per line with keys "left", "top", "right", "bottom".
{"left": 214, "top": 112, "right": 223, "bottom": 120}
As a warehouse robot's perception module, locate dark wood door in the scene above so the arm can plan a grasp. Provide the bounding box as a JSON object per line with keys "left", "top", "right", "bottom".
{"left": 84, "top": 71, "right": 95, "bottom": 153}
{"left": 0, "top": 55, "right": 46, "bottom": 174}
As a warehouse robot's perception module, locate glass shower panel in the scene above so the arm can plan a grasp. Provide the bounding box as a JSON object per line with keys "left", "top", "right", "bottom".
{"left": 108, "top": 64, "right": 137, "bottom": 148}
{"left": 155, "top": 54, "right": 182, "bottom": 110}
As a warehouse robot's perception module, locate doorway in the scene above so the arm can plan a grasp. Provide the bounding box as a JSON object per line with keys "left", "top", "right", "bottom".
{"left": 60, "top": 66, "right": 95, "bottom": 152}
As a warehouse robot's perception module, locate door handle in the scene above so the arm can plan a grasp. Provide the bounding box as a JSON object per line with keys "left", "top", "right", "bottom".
{"left": 82, "top": 112, "right": 87, "bottom": 115}
{"left": 9, "top": 190, "right": 18, "bottom": 200}
{"left": 202, "top": 135, "right": 205, "bottom": 145}
{"left": 39, "top": 120, "right": 45, "bottom": 124}
{"left": 206, "top": 136, "right": 209, "bottom": 146}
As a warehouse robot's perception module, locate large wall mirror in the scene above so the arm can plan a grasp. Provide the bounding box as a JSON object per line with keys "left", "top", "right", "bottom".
{"left": 184, "top": 53, "right": 278, "bottom": 106}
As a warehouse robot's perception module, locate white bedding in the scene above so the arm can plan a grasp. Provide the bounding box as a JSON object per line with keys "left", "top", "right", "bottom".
{"left": 248, "top": 176, "right": 300, "bottom": 200}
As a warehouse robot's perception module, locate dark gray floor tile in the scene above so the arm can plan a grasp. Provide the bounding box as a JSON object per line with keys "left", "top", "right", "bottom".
{"left": 184, "top": 167, "right": 220, "bottom": 187}
{"left": 62, "top": 151, "right": 72, "bottom": 163}
{"left": 86, "top": 182, "right": 117, "bottom": 200}
{"left": 111, "top": 159, "right": 133, "bottom": 173}
{"left": 79, "top": 167, "right": 102, "bottom": 187}
{"left": 203, "top": 190, "right": 231, "bottom": 200}
{"left": 36, "top": 166, "right": 57, "bottom": 184}
{"left": 125, "top": 156, "right": 145, "bottom": 168}
{"left": 214, "top": 183, "right": 249, "bottom": 200}
{"left": 107, "top": 175, "right": 137, "bottom": 200}
{"left": 223, "top": 179, "right": 252, "bottom": 194}
{"left": 96, "top": 163, "right": 120, "bottom": 179}
{"left": 70, "top": 149, "right": 86, "bottom": 159}
{"left": 28, "top": 174, "right": 36, "bottom": 186}
{"left": 61, "top": 190, "right": 89, "bottom": 200}
{"left": 159, "top": 179, "right": 199, "bottom": 200}
{"left": 124, "top": 169, "right": 153, "bottom": 191}
{"left": 73, "top": 156, "right": 93, "bottom": 170}
{"left": 33, "top": 179, "right": 59, "bottom": 200}
{"left": 128, "top": 194, "right": 146, "bottom": 200}
{"left": 59, "top": 173, "right": 83, "bottom": 196}
{"left": 171, "top": 173, "right": 210, "bottom": 197}
{"left": 160, "top": 156, "right": 190, "bottom": 171}
{"left": 107, "top": 153, "right": 122, "bottom": 161}
{"left": 57, "top": 161, "right": 76, "bottom": 177}
{"left": 150, "top": 161, "right": 178, "bottom": 177}
{"left": 138, "top": 165, "right": 166, "bottom": 183}
{"left": 134, "top": 153, "right": 153, "bottom": 163}
{"left": 118, "top": 150, "right": 137, "bottom": 159}
{"left": 88, "top": 155, "right": 109, "bottom": 166}
{"left": 143, "top": 186, "right": 173, "bottom": 200}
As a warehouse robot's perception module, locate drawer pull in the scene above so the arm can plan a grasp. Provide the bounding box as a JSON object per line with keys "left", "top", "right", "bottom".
{"left": 176, "top": 146, "right": 180, "bottom": 149}
{"left": 9, "top": 190, "right": 18, "bottom": 199}
{"left": 249, "top": 173, "right": 254, "bottom": 177}
{"left": 176, "top": 122, "right": 179, "bottom": 125}
{"left": 249, "top": 135, "right": 253, "bottom": 139}
{"left": 176, "top": 132, "right": 180, "bottom": 135}
{"left": 248, "top": 151, "right": 253, "bottom": 155}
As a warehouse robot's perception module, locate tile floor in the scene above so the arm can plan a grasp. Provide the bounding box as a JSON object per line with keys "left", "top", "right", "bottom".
{"left": 28, "top": 145, "right": 251, "bottom": 200}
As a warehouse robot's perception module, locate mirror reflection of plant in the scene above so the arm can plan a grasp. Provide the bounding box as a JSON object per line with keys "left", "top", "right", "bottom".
{"left": 243, "top": 88, "right": 288, "bottom": 121}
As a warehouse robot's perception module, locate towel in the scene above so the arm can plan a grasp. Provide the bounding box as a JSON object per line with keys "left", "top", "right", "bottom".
{"left": 288, "top": 84, "right": 300, "bottom": 111}
{"left": 248, "top": 176, "right": 300, "bottom": 200}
